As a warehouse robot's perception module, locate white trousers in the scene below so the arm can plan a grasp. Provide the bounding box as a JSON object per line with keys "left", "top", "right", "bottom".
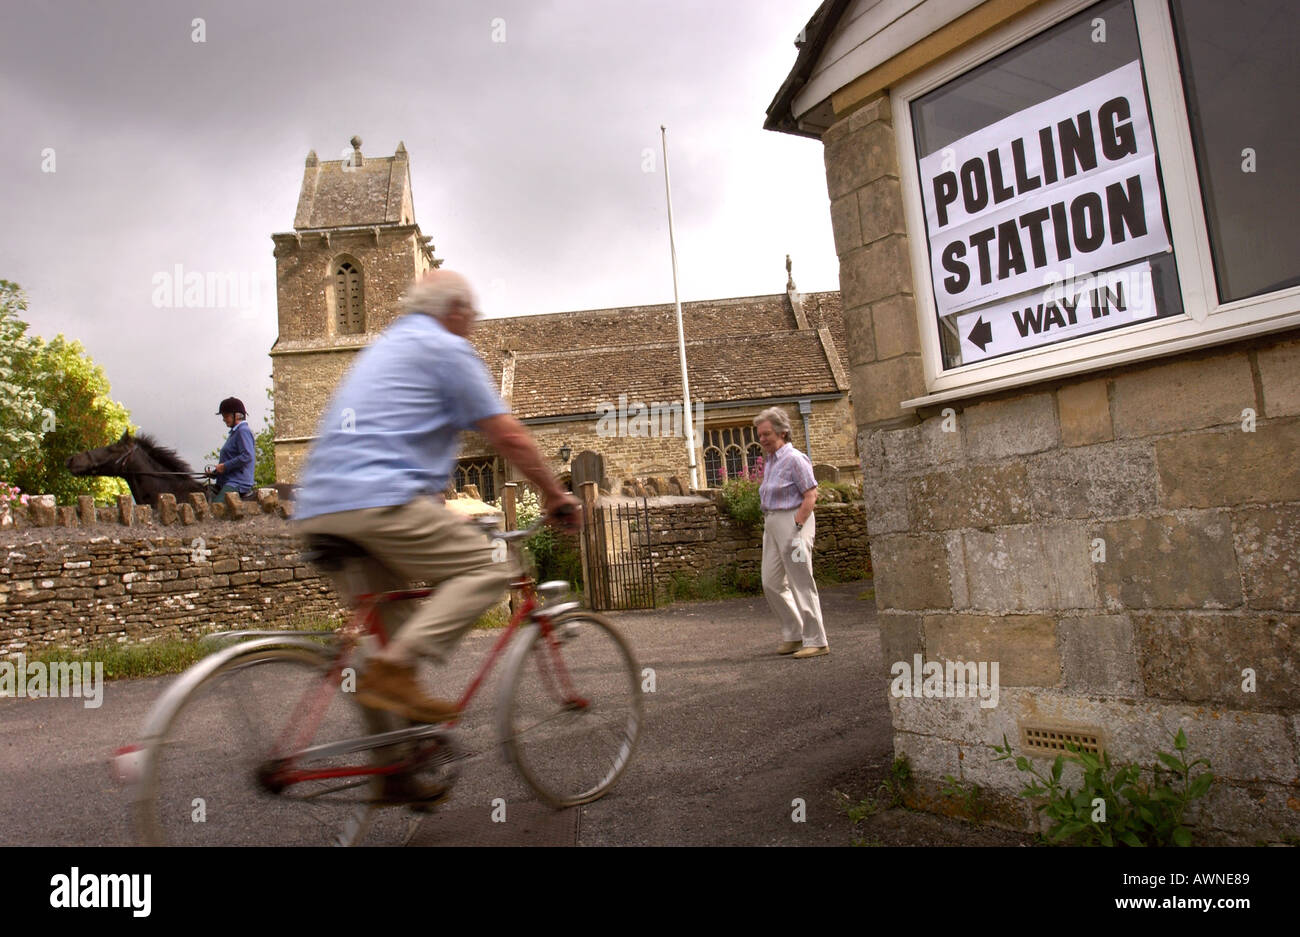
{"left": 761, "top": 509, "right": 828, "bottom": 648}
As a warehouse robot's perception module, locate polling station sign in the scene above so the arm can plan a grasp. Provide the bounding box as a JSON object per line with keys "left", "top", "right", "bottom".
{"left": 955, "top": 260, "right": 1156, "bottom": 363}
{"left": 919, "top": 60, "right": 1169, "bottom": 319}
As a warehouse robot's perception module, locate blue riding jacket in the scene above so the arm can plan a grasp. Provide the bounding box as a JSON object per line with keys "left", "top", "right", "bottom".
{"left": 216, "top": 420, "right": 256, "bottom": 492}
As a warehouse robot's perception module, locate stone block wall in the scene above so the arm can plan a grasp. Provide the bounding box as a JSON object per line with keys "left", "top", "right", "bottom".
{"left": 0, "top": 519, "right": 341, "bottom": 654}
{"left": 639, "top": 497, "right": 871, "bottom": 597}
{"left": 825, "top": 93, "right": 1299, "bottom": 843}
{"left": 860, "top": 346, "right": 1300, "bottom": 845}
{"left": 0, "top": 494, "right": 869, "bottom": 655}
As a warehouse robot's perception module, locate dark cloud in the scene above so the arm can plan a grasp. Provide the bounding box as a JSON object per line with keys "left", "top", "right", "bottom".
{"left": 0, "top": 0, "right": 838, "bottom": 471}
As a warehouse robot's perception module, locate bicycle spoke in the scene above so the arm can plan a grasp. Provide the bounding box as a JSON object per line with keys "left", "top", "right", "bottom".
{"left": 135, "top": 646, "right": 416, "bottom": 846}
{"left": 500, "top": 614, "right": 642, "bottom": 808}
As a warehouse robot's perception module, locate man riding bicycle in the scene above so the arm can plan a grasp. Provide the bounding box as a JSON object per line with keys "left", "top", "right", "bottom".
{"left": 293, "top": 270, "right": 581, "bottom": 763}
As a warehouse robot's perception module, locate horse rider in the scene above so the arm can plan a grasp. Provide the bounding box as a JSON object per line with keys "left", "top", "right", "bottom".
{"left": 211, "top": 397, "right": 256, "bottom": 500}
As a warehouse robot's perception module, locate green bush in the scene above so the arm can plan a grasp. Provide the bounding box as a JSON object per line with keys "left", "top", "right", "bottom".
{"left": 817, "top": 480, "right": 858, "bottom": 502}
{"left": 719, "top": 478, "right": 763, "bottom": 528}
{"left": 507, "top": 488, "right": 583, "bottom": 588}
{"left": 661, "top": 565, "right": 762, "bottom": 603}
{"left": 992, "top": 729, "right": 1214, "bottom": 846}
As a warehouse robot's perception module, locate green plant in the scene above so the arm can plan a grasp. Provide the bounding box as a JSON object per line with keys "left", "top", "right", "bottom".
{"left": 662, "top": 567, "right": 753, "bottom": 603}
{"left": 816, "top": 480, "right": 858, "bottom": 502}
{"left": 506, "top": 488, "right": 583, "bottom": 588}
{"left": 940, "top": 774, "right": 987, "bottom": 820}
{"left": 253, "top": 385, "right": 276, "bottom": 487}
{"left": 992, "top": 729, "right": 1214, "bottom": 846}
{"left": 836, "top": 755, "right": 914, "bottom": 824}
{"left": 719, "top": 477, "right": 762, "bottom": 527}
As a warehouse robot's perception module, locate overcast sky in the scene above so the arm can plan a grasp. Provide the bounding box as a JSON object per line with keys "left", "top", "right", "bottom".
{"left": 0, "top": 0, "right": 839, "bottom": 471}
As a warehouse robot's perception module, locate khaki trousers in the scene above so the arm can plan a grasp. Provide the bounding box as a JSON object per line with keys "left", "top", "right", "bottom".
{"left": 296, "top": 495, "right": 514, "bottom": 664}
{"left": 761, "top": 509, "right": 828, "bottom": 648}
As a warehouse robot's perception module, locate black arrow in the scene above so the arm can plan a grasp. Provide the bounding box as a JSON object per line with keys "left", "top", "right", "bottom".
{"left": 967, "top": 316, "right": 992, "bottom": 351}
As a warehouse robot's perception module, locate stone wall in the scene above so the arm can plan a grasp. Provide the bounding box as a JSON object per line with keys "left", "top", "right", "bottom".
{"left": 0, "top": 494, "right": 871, "bottom": 654}
{"left": 825, "top": 93, "right": 1300, "bottom": 843}
{"left": 1, "top": 490, "right": 287, "bottom": 532}
{"left": 0, "top": 517, "right": 340, "bottom": 654}
{"left": 638, "top": 497, "right": 870, "bottom": 598}
{"left": 860, "top": 341, "right": 1300, "bottom": 843}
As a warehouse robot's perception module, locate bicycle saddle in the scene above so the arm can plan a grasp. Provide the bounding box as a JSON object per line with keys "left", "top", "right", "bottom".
{"left": 302, "top": 535, "right": 371, "bottom": 571}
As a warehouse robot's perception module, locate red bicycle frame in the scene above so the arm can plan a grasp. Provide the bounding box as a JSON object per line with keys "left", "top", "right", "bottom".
{"left": 265, "top": 570, "right": 585, "bottom": 789}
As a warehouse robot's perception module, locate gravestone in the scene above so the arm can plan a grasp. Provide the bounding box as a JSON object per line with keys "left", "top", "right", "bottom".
{"left": 572, "top": 451, "right": 604, "bottom": 490}
{"left": 813, "top": 463, "right": 840, "bottom": 483}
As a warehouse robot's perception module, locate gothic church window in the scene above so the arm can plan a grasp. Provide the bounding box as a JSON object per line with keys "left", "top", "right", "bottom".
{"left": 334, "top": 261, "right": 364, "bottom": 334}
{"left": 704, "top": 425, "right": 763, "bottom": 487}
{"left": 454, "top": 458, "right": 497, "bottom": 503}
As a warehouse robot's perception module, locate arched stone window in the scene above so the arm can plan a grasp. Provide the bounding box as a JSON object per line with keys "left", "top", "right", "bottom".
{"left": 333, "top": 259, "right": 364, "bottom": 334}
{"left": 454, "top": 457, "right": 497, "bottom": 502}
{"left": 704, "top": 425, "right": 764, "bottom": 487}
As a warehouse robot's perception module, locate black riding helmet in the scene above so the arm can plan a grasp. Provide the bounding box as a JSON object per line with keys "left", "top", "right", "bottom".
{"left": 217, "top": 397, "right": 247, "bottom": 416}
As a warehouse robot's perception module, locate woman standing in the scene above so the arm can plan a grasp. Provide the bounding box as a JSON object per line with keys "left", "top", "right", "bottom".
{"left": 754, "top": 406, "right": 828, "bottom": 659}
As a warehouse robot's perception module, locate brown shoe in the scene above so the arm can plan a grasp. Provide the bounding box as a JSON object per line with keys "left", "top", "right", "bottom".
{"left": 792, "top": 645, "right": 829, "bottom": 659}
{"left": 375, "top": 772, "right": 451, "bottom": 813}
{"left": 356, "top": 658, "right": 460, "bottom": 724}
{"left": 777, "top": 641, "right": 801, "bottom": 655}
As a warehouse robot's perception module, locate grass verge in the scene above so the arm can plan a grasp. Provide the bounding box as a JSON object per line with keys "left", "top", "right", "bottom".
{"left": 4, "top": 606, "right": 513, "bottom": 682}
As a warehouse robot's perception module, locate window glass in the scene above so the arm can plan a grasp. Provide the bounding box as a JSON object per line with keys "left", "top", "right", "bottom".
{"left": 910, "top": 0, "right": 1183, "bottom": 370}
{"left": 1171, "top": 0, "right": 1300, "bottom": 302}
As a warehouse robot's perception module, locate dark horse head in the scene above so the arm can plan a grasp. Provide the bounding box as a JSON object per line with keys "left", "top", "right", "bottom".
{"left": 66, "top": 431, "right": 206, "bottom": 508}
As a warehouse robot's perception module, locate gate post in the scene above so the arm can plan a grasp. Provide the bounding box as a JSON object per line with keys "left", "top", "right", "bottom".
{"left": 579, "top": 481, "right": 600, "bottom": 608}
{"left": 502, "top": 482, "right": 518, "bottom": 613}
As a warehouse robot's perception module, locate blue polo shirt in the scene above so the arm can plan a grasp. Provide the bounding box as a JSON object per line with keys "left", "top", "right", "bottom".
{"left": 293, "top": 313, "right": 509, "bottom": 520}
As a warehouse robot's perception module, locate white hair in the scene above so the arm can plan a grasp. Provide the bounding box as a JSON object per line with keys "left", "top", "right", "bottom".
{"left": 400, "top": 272, "right": 474, "bottom": 321}
{"left": 753, "top": 406, "right": 792, "bottom": 442}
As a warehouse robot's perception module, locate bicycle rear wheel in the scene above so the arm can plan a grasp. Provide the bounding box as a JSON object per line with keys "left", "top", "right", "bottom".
{"left": 132, "top": 639, "right": 416, "bottom": 846}
{"left": 498, "top": 611, "right": 642, "bottom": 808}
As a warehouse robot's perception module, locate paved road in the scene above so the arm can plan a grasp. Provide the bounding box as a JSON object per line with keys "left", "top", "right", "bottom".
{"left": 0, "top": 582, "right": 887, "bottom": 846}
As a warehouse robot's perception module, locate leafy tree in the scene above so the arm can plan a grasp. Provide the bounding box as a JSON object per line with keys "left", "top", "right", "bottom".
{"left": 254, "top": 385, "right": 277, "bottom": 486}
{"left": 10, "top": 329, "right": 132, "bottom": 504}
{"left": 0, "top": 280, "right": 44, "bottom": 481}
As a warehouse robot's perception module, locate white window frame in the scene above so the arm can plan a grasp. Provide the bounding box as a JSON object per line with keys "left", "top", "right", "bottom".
{"left": 893, "top": 0, "right": 1300, "bottom": 407}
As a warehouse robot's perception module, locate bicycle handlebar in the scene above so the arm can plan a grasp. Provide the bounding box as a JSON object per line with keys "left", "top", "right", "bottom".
{"left": 477, "top": 502, "right": 580, "bottom": 543}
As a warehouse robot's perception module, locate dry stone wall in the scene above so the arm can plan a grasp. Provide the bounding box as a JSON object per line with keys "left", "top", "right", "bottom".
{"left": 0, "top": 516, "right": 340, "bottom": 654}
{"left": 0, "top": 490, "right": 872, "bottom": 654}
{"left": 640, "top": 497, "right": 870, "bottom": 597}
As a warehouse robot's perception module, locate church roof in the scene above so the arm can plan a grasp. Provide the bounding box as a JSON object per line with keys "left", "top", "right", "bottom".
{"left": 293, "top": 137, "right": 416, "bottom": 229}
{"left": 469, "top": 290, "right": 848, "bottom": 420}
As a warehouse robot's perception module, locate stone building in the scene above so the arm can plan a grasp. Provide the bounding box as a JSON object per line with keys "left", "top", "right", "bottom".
{"left": 457, "top": 283, "right": 857, "bottom": 500}
{"left": 270, "top": 136, "right": 440, "bottom": 482}
{"left": 768, "top": 0, "right": 1299, "bottom": 841}
{"left": 269, "top": 138, "right": 858, "bottom": 498}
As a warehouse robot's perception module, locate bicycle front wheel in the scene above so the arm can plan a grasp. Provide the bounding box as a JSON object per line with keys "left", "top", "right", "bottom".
{"left": 497, "top": 611, "right": 642, "bottom": 808}
{"left": 132, "top": 640, "right": 411, "bottom": 846}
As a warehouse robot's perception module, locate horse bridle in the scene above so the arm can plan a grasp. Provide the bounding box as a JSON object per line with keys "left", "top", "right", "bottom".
{"left": 108, "top": 439, "right": 209, "bottom": 480}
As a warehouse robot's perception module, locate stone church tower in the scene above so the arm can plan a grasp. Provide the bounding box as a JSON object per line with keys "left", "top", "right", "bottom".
{"left": 269, "top": 136, "right": 440, "bottom": 482}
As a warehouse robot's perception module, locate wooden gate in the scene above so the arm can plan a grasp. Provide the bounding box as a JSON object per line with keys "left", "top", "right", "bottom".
{"left": 581, "top": 497, "right": 655, "bottom": 611}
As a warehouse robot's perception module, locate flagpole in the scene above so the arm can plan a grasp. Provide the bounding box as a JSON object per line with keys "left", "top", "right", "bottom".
{"left": 661, "top": 125, "right": 698, "bottom": 490}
